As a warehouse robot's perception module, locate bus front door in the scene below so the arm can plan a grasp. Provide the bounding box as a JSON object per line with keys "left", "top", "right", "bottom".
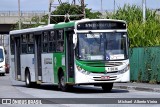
{"left": 66, "top": 31, "right": 75, "bottom": 83}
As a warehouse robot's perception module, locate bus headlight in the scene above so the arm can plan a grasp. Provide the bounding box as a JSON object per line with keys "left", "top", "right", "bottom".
{"left": 0, "top": 65, "right": 5, "bottom": 68}
{"left": 76, "top": 66, "right": 90, "bottom": 75}
{"left": 118, "top": 64, "right": 130, "bottom": 74}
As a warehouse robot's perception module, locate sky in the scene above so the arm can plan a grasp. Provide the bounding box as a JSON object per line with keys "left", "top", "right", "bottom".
{"left": 0, "top": 0, "right": 159, "bottom": 11}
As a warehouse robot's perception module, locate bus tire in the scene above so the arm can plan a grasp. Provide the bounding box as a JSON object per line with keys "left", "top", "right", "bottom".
{"left": 25, "top": 71, "right": 32, "bottom": 87}
{"left": 25, "top": 71, "right": 39, "bottom": 88}
{"left": 101, "top": 83, "right": 113, "bottom": 92}
{"left": 59, "top": 73, "right": 72, "bottom": 92}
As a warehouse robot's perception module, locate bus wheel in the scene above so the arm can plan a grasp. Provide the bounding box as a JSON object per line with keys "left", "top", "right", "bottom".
{"left": 101, "top": 83, "right": 113, "bottom": 92}
{"left": 59, "top": 73, "right": 72, "bottom": 92}
{"left": 25, "top": 72, "right": 31, "bottom": 87}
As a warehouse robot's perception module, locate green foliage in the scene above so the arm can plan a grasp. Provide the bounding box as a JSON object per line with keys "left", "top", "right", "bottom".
{"left": 108, "top": 4, "right": 160, "bottom": 47}
{"left": 41, "top": 15, "right": 48, "bottom": 24}
{"left": 110, "top": 4, "right": 157, "bottom": 23}
{"left": 50, "top": 2, "right": 101, "bottom": 23}
{"left": 128, "top": 20, "right": 160, "bottom": 47}
{"left": 50, "top": 3, "right": 80, "bottom": 23}
{"left": 85, "top": 8, "right": 102, "bottom": 19}
{"left": 111, "top": 4, "right": 142, "bottom": 22}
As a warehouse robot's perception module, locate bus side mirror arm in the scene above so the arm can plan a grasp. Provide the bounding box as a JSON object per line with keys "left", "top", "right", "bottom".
{"left": 73, "top": 34, "right": 77, "bottom": 49}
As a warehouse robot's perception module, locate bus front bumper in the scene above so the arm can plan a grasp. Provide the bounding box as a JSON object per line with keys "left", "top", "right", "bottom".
{"left": 75, "top": 70, "right": 130, "bottom": 84}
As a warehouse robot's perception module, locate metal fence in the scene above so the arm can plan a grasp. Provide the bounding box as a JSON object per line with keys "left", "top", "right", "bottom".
{"left": 0, "top": 11, "right": 48, "bottom": 24}
{"left": 129, "top": 47, "right": 160, "bottom": 83}
{"left": 0, "top": 11, "right": 48, "bottom": 17}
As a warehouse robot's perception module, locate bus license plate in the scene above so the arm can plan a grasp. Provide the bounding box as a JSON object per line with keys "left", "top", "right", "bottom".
{"left": 101, "top": 76, "right": 110, "bottom": 80}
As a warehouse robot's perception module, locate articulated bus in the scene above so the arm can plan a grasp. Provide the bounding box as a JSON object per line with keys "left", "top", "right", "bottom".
{"left": 9, "top": 19, "right": 130, "bottom": 92}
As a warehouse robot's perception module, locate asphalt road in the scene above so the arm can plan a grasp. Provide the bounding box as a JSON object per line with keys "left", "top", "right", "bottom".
{"left": 0, "top": 74, "right": 160, "bottom": 107}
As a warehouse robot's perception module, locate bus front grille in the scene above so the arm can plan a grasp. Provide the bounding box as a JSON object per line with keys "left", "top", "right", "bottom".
{"left": 94, "top": 79, "right": 116, "bottom": 81}
{"left": 86, "top": 62, "right": 123, "bottom": 67}
{"left": 105, "top": 62, "right": 123, "bottom": 67}
{"left": 90, "top": 71, "right": 118, "bottom": 74}
{"left": 93, "top": 76, "right": 117, "bottom": 81}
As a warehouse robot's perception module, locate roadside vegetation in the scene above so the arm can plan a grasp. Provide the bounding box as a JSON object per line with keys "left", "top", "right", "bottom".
{"left": 109, "top": 4, "right": 160, "bottom": 48}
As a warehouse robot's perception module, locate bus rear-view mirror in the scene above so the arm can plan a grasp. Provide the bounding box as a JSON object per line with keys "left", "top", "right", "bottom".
{"left": 73, "top": 34, "right": 77, "bottom": 49}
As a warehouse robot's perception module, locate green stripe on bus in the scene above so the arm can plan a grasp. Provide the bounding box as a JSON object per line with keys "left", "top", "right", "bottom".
{"left": 76, "top": 60, "right": 105, "bottom": 73}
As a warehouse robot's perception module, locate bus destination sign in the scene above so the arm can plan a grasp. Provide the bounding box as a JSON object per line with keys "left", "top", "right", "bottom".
{"left": 77, "top": 21, "right": 126, "bottom": 30}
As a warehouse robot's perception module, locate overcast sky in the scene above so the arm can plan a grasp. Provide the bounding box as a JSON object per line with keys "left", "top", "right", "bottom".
{"left": 0, "top": 0, "right": 159, "bottom": 11}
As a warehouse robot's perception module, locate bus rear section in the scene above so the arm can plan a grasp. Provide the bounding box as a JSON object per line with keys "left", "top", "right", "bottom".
{"left": 0, "top": 46, "right": 6, "bottom": 76}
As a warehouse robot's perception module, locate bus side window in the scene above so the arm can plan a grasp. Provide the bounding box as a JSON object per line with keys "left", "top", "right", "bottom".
{"left": 49, "top": 31, "right": 56, "bottom": 52}
{"left": 57, "top": 41, "right": 64, "bottom": 52}
{"left": 42, "top": 32, "right": 49, "bottom": 53}
{"left": 28, "top": 44, "right": 34, "bottom": 53}
{"left": 10, "top": 36, "right": 15, "bottom": 55}
{"left": 27, "top": 34, "right": 34, "bottom": 53}
{"left": 56, "top": 30, "right": 64, "bottom": 52}
{"left": 21, "top": 34, "right": 27, "bottom": 54}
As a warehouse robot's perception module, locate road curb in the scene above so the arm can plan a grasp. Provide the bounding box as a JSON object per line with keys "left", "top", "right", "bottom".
{"left": 113, "top": 85, "right": 160, "bottom": 93}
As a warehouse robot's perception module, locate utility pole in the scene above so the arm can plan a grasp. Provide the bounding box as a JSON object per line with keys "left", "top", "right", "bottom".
{"left": 48, "top": 0, "right": 54, "bottom": 24}
{"left": 142, "top": 0, "right": 146, "bottom": 23}
{"left": 81, "top": 0, "right": 85, "bottom": 18}
{"left": 18, "top": 0, "right": 21, "bottom": 29}
{"left": 114, "top": 0, "right": 116, "bottom": 14}
{"left": 101, "top": 0, "right": 103, "bottom": 12}
{"left": 73, "top": 0, "right": 76, "bottom": 5}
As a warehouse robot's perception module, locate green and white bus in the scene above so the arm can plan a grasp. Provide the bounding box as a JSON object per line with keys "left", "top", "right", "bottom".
{"left": 9, "top": 19, "right": 130, "bottom": 92}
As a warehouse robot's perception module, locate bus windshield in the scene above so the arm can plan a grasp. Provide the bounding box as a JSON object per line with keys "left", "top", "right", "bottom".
{"left": 0, "top": 49, "right": 4, "bottom": 62}
{"left": 76, "top": 32, "right": 128, "bottom": 61}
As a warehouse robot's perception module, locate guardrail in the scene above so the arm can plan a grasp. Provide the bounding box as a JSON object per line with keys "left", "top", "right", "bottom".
{"left": 0, "top": 11, "right": 48, "bottom": 17}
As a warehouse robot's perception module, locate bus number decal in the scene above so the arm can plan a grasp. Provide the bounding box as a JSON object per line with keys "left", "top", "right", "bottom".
{"left": 44, "top": 58, "right": 52, "bottom": 64}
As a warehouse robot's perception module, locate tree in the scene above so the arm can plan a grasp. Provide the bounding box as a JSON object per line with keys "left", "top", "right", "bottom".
{"left": 50, "top": 2, "right": 102, "bottom": 23}
{"left": 108, "top": 4, "right": 160, "bottom": 47}
{"left": 110, "top": 4, "right": 157, "bottom": 23}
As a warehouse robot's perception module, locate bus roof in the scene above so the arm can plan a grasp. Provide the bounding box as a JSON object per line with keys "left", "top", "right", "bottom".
{"left": 54, "top": 21, "right": 75, "bottom": 29}
{"left": 10, "top": 19, "right": 126, "bottom": 35}
{"left": 10, "top": 24, "right": 55, "bottom": 35}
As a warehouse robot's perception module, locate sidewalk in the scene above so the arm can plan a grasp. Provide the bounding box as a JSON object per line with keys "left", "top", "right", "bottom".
{"left": 113, "top": 82, "right": 160, "bottom": 93}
